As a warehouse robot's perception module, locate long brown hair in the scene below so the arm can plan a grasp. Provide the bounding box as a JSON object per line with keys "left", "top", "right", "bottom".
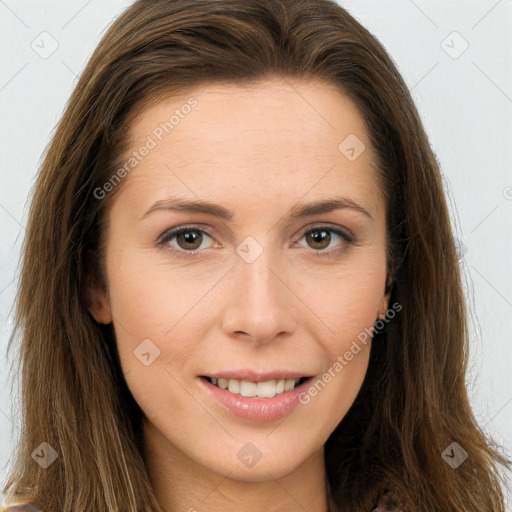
{"left": 3, "top": 0, "right": 509, "bottom": 510}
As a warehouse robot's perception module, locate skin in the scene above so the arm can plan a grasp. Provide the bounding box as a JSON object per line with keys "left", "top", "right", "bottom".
{"left": 88, "top": 77, "right": 390, "bottom": 512}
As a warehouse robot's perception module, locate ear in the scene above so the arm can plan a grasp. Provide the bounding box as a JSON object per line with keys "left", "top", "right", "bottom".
{"left": 377, "top": 296, "right": 389, "bottom": 320}
{"left": 377, "top": 273, "right": 393, "bottom": 319}
{"left": 86, "top": 272, "right": 112, "bottom": 325}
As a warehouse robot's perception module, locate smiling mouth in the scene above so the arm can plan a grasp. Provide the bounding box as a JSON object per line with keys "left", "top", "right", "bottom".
{"left": 202, "top": 376, "right": 310, "bottom": 398}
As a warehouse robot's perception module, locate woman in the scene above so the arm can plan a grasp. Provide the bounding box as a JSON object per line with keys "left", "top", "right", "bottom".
{"left": 2, "top": 0, "right": 509, "bottom": 511}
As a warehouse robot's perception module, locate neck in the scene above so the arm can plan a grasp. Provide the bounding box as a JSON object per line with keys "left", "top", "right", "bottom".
{"left": 143, "top": 421, "right": 331, "bottom": 512}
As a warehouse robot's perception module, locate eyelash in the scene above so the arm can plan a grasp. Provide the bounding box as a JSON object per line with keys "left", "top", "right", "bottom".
{"left": 157, "top": 224, "right": 355, "bottom": 260}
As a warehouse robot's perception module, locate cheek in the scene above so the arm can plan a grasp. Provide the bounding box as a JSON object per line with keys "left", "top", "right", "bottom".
{"left": 298, "top": 257, "right": 386, "bottom": 349}
{"left": 104, "top": 248, "right": 211, "bottom": 399}
{"left": 294, "top": 271, "right": 381, "bottom": 433}
{"left": 106, "top": 244, "right": 204, "bottom": 337}
{"left": 326, "top": 274, "right": 383, "bottom": 347}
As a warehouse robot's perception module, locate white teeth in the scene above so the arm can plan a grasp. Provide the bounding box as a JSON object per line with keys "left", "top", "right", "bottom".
{"left": 257, "top": 380, "right": 276, "bottom": 398}
{"left": 209, "top": 377, "right": 303, "bottom": 398}
{"left": 228, "top": 379, "right": 240, "bottom": 394}
{"left": 240, "top": 381, "right": 258, "bottom": 397}
{"left": 284, "top": 379, "right": 295, "bottom": 392}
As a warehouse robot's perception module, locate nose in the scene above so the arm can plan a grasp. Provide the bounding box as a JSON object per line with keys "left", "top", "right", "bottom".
{"left": 221, "top": 246, "right": 298, "bottom": 344}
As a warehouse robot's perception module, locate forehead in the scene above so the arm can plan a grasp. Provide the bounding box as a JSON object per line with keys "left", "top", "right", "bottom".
{"left": 129, "top": 77, "right": 371, "bottom": 154}
{"left": 116, "top": 77, "right": 383, "bottom": 218}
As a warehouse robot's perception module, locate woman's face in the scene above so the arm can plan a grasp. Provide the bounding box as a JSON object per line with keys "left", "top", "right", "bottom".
{"left": 89, "top": 77, "right": 389, "bottom": 482}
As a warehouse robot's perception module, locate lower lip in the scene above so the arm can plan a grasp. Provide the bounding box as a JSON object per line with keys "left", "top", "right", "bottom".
{"left": 198, "top": 377, "right": 314, "bottom": 422}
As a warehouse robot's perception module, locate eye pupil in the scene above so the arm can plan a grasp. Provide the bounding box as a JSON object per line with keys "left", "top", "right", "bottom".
{"left": 177, "top": 230, "right": 202, "bottom": 250}
{"left": 307, "top": 229, "right": 331, "bottom": 249}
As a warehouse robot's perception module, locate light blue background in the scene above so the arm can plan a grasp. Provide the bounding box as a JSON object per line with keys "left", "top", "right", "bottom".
{"left": 1, "top": 0, "right": 511, "bottom": 507}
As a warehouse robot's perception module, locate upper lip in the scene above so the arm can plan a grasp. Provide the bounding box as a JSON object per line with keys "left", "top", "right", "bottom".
{"left": 201, "top": 370, "right": 314, "bottom": 382}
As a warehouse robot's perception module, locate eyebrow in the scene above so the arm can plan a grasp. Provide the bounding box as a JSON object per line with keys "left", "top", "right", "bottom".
{"left": 139, "top": 196, "right": 373, "bottom": 223}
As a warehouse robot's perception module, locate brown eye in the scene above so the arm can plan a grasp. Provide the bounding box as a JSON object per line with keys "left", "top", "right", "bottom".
{"left": 159, "top": 226, "right": 216, "bottom": 254}
{"left": 305, "top": 229, "right": 332, "bottom": 250}
{"left": 298, "top": 226, "right": 353, "bottom": 253}
{"left": 175, "top": 230, "right": 203, "bottom": 250}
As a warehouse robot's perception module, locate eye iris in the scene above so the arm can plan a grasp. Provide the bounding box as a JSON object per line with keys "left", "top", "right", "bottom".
{"left": 177, "top": 230, "right": 202, "bottom": 250}
{"left": 307, "top": 229, "right": 331, "bottom": 250}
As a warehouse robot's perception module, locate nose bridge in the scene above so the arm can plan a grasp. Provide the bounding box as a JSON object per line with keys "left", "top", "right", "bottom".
{"left": 243, "top": 244, "right": 282, "bottom": 301}
{"left": 221, "top": 238, "right": 297, "bottom": 342}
